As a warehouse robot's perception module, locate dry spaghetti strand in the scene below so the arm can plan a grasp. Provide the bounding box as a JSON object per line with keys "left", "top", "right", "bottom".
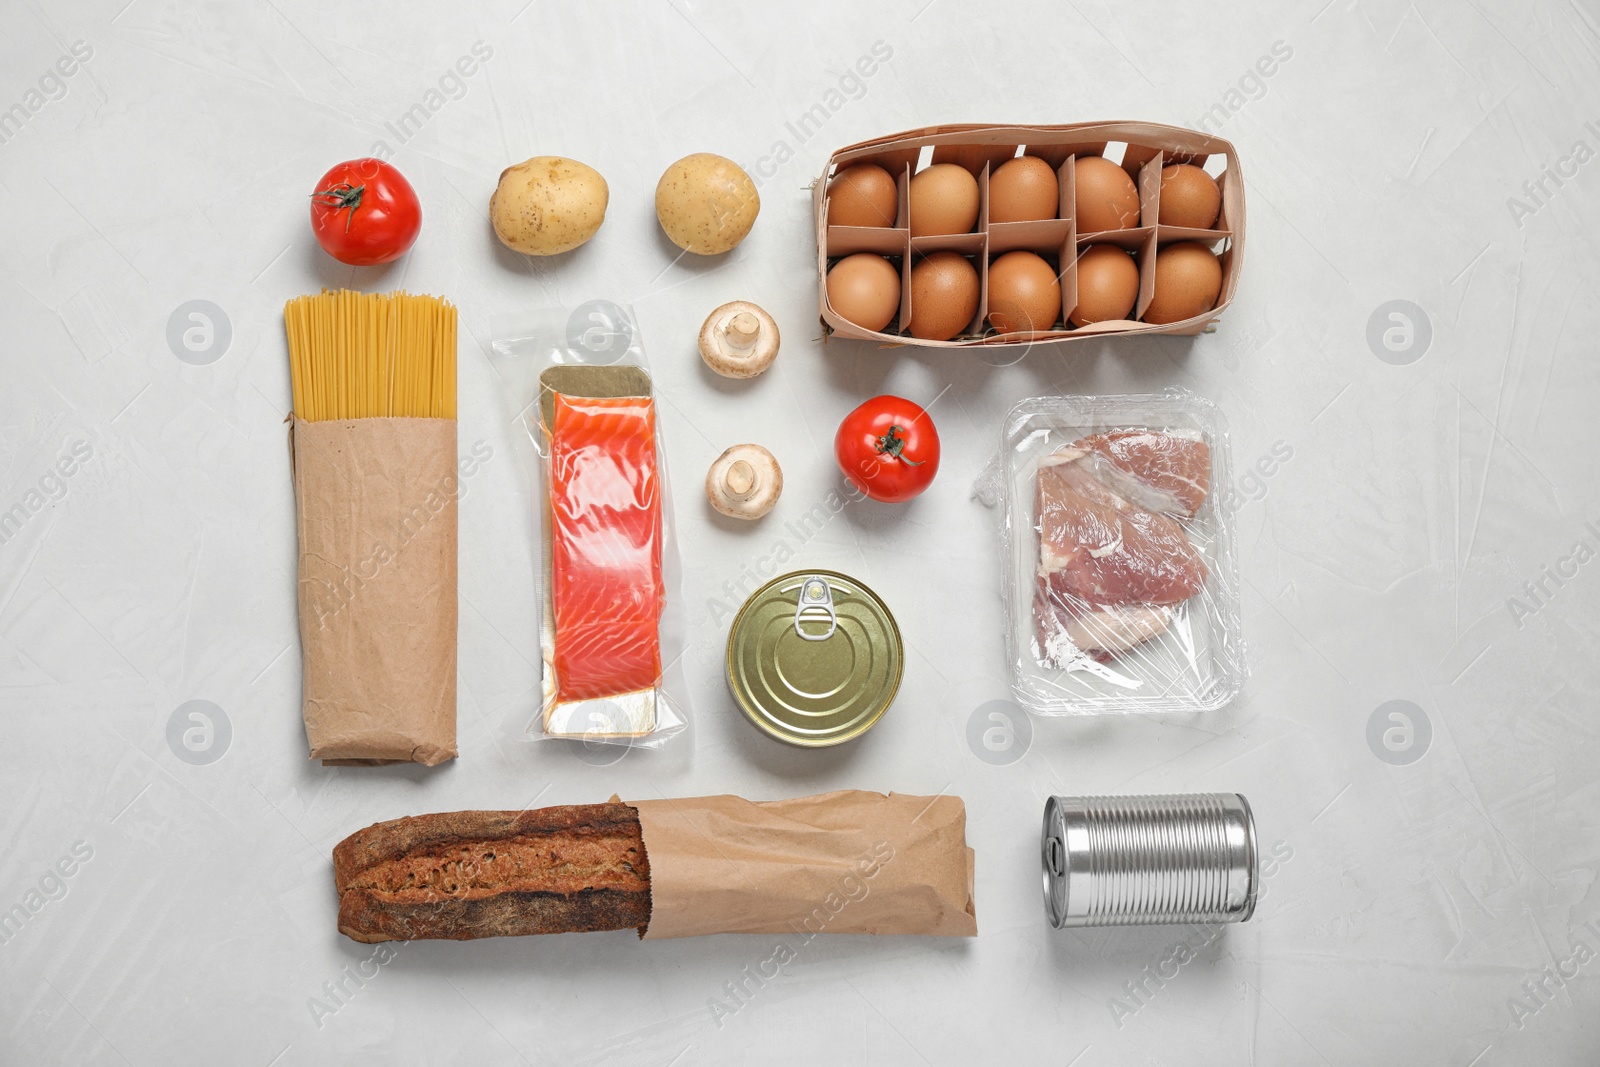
{"left": 283, "top": 290, "right": 457, "bottom": 422}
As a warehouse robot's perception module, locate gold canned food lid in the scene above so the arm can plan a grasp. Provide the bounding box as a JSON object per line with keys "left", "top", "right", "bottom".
{"left": 726, "top": 570, "right": 903, "bottom": 747}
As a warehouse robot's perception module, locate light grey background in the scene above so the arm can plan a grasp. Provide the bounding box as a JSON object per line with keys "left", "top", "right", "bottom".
{"left": 2, "top": 1, "right": 1597, "bottom": 1064}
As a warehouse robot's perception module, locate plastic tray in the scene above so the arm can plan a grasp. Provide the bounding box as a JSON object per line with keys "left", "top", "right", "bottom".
{"left": 1000, "top": 389, "right": 1246, "bottom": 714}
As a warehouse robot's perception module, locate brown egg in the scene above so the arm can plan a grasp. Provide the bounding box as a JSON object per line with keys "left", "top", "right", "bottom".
{"left": 908, "top": 163, "right": 980, "bottom": 237}
{"left": 826, "top": 253, "right": 902, "bottom": 333}
{"left": 907, "top": 252, "right": 979, "bottom": 341}
{"left": 936, "top": 145, "right": 1008, "bottom": 175}
{"left": 1158, "top": 164, "right": 1221, "bottom": 229}
{"left": 1074, "top": 156, "right": 1141, "bottom": 233}
{"left": 827, "top": 163, "right": 899, "bottom": 228}
{"left": 1144, "top": 242, "right": 1222, "bottom": 325}
{"left": 989, "top": 156, "right": 1059, "bottom": 223}
{"left": 1069, "top": 244, "right": 1140, "bottom": 326}
{"left": 987, "top": 251, "right": 1061, "bottom": 333}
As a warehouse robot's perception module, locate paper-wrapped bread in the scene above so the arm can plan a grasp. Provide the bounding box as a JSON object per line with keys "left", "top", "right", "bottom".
{"left": 333, "top": 791, "right": 977, "bottom": 942}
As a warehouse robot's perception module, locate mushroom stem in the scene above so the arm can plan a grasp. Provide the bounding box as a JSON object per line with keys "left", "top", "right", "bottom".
{"left": 724, "top": 311, "right": 761, "bottom": 351}
{"left": 723, "top": 459, "right": 757, "bottom": 499}
{"left": 699, "top": 301, "right": 780, "bottom": 379}
{"left": 706, "top": 443, "right": 782, "bottom": 520}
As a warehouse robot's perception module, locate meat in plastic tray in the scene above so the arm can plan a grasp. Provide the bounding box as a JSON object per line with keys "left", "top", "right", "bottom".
{"left": 1000, "top": 389, "right": 1246, "bottom": 714}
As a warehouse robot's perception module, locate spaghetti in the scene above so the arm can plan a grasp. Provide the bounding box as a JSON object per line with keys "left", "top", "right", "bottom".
{"left": 284, "top": 290, "right": 457, "bottom": 421}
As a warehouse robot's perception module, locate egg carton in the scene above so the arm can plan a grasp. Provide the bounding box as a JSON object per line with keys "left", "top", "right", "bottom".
{"left": 812, "top": 122, "right": 1244, "bottom": 348}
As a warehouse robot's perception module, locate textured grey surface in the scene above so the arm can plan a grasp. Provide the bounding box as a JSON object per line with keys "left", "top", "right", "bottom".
{"left": 2, "top": 1, "right": 1598, "bottom": 1064}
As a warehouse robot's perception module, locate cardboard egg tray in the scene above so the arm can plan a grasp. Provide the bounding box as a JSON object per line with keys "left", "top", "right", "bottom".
{"left": 812, "top": 122, "right": 1244, "bottom": 348}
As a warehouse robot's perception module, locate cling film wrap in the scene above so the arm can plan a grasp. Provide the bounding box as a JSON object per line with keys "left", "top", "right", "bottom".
{"left": 488, "top": 302, "right": 686, "bottom": 749}
{"left": 996, "top": 389, "right": 1246, "bottom": 714}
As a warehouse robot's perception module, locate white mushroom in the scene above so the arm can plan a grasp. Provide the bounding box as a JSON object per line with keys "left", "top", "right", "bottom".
{"left": 706, "top": 444, "right": 782, "bottom": 520}
{"left": 698, "top": 301, "right": 779, "bottom": 378}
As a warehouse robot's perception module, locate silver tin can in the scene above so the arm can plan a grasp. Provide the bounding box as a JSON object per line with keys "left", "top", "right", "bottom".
{"left": 1042, "top": 793, "right": 1258, "bottom": 928}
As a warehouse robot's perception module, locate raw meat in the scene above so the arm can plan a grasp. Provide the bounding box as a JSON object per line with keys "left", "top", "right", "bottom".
{"left": 1070, "top": 431, "right": 1211, "bottom": 518}
{"left": 1035, "top": 431, "right": 1210, "bottom": 665}
{"left": 1035, "top": 599, "right": 1174, "bottom": 661}
{"left": 548, "top": 393, "right": 663, "bottom": 702}
{"left": 1037, "top": 457, "right": 1207, "bottom": 606}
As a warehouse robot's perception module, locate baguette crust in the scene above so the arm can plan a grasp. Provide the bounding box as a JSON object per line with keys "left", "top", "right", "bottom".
{"left": 333, "top": 802, "right": 650, "bottom": 943}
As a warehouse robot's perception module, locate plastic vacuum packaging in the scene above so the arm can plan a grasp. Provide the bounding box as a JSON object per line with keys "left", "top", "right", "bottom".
{"left": 489, "top": 302, "right": 685, "bottom": 749}
{"left": 997, "top": 389, "right": 1245, "bottom": 714}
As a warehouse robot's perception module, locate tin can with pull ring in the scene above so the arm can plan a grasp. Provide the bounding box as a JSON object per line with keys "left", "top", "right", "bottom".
{"left": 726, "top": 570, "right": 903, "bottom": 746}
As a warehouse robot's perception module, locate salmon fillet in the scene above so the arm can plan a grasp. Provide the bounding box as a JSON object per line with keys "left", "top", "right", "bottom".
{"left": 549, "top": 394, "right": 663, "bottom": 702}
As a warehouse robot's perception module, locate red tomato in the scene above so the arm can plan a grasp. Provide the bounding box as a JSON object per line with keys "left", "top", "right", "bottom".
{"left": 835, "top": 395, "right": 941, "bottom": 503}
{"left": 309, "top": 158, "right": 421, "bottom": 265}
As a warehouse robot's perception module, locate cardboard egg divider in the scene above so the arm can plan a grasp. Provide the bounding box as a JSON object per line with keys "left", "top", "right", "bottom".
{"left": 813, "top": 122, "right": 1244, "bottom": 347}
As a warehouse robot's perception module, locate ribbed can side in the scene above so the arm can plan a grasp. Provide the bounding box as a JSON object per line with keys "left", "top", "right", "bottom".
{"left": 1042, "top": 793, "right": 1257, "bottom": 928}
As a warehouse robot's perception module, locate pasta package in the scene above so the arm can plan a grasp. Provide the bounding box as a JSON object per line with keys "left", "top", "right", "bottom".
{"left": 284, "top": 290, "right": 458, "bottom": 765}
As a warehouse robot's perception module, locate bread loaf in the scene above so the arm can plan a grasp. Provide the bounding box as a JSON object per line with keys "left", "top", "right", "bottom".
{"left": 332, "top": 802, "right": 650, "bottom": 943}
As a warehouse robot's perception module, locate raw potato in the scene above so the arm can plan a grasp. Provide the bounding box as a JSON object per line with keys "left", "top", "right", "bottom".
{"left": 655, "top": 154, "right": 760, "bottom": 255}
{"left": 491, "top": 156, "right": 608, "bottom": 255}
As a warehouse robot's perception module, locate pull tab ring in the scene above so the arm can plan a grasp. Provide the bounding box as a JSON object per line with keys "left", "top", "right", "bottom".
{"left": 794, "top": 576, "right": 837, "bottom": 641}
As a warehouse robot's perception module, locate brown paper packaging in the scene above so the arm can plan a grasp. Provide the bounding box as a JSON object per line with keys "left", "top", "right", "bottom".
{"left": 632, "top": 790, "right": 977, "bottom": 939}
{"left": 815, "top": 120, "right": 1245, "bottom": 348}
{"left": 291, "top": 417, "right": 458, "bottom": 766}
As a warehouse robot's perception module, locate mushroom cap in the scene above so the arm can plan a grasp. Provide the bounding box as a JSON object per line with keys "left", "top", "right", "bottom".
{"left": 706, "top": 444, "right": 782, "bottom": 520}
{"left": 699, "top": 301, "right": 779, "bottom": 379}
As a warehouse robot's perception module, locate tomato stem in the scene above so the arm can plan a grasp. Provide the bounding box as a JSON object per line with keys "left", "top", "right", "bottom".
{"left": 874, "top": 424, "right": 922, "bottom": 465}
{"left": 311, "top": 182, "right": 365, "bottom": 232}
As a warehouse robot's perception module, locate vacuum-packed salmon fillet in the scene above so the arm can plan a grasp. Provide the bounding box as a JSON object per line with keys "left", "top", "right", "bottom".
{"left": 548, "top": 393, "right": 664, "bottom": 703}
